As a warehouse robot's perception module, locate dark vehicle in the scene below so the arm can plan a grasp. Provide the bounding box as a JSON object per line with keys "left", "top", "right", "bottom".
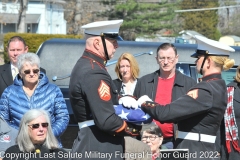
{"left": 36, "top": 38, "right": 240, "bottom": 148}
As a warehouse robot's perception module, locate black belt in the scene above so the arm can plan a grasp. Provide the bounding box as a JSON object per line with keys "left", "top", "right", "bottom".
{"left": 163, "top": 137, "right": 174, "bottom": 144}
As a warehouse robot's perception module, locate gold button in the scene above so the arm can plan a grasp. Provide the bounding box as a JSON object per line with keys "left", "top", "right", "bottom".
{"left": 133, "top": 129, "right": 136, "bottom": 132}
{"left": 35, "top": 149, "right": 40, "bottom": 153}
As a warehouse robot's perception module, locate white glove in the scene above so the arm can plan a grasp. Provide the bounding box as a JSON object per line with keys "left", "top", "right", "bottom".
{"left": 137, "top": 95, "right": 152, "bottom": 106}
{"left": 118, "top": 96, "right": 138, "bottom": 109}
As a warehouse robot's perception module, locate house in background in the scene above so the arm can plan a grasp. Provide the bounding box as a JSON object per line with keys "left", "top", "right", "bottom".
{"left": 135, "top": 34, "right": 175, "bottom": 43}
{"left": 0, "top": 0, "right": 66, "bottom": 34}
{"left": 177, "top": 30, "right": 206, "bottom": 44}
{"left": 219, "top": 35, "right": 240, "bottom": 46}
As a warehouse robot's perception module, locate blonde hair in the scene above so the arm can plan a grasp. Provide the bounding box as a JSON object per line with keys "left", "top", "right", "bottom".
{"left": 115, "top": 52, "right": 140, "bottom": 80}
{"left": 234, "top": 65, "right": 240, "bottom": 83}
{"left": 210, "top": 56, "right": 235, "bottom": 71}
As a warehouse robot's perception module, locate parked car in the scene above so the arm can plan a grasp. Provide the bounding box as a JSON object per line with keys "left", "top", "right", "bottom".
{"left": 36, "top": 38, "right": 240, "bottom": 149}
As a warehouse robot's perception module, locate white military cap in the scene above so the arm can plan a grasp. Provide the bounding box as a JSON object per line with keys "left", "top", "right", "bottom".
{"left": 81, "top": 19, "right": 123, "bottom": 40}
{"left": 191, "top": 35, "right": 235, "bottom": 58}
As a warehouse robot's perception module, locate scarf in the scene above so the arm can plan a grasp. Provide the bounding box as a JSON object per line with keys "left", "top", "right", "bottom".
{"left": 224, "top": 86, "right": 240, "bottom": 153}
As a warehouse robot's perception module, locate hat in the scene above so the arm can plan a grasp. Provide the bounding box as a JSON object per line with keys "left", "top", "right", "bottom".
{"left": 81, "top": 19, "right": 123, "bottom": 40}
{"left": 191, "top": 35, "right": 235, "bottom": 58}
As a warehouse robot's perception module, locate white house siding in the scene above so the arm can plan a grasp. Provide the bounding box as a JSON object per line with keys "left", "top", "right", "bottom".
{"left": 219, "top": 36, "right": 235, "bottom": 46}
{"left": 0, "top": 2, "right": 66, "bottom": 34}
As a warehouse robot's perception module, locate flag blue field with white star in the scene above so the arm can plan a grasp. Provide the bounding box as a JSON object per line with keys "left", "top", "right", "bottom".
{"left": 114, "top": 104, "right": 152, "bottom": 125}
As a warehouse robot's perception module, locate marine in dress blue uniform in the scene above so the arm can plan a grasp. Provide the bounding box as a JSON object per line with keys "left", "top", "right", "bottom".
{"left": 139, "top": 35, "right": 235, "bottom": 160}
{"left": 69, "top": 20, "right": 141, "bottom": 160}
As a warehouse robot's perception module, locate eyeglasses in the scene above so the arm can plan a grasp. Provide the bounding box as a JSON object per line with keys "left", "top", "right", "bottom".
{"left": 23, "top": 69, "right": 40, "bottom": 75}
{"left": 158, "top": 56, "right": 176, "bottom": 63}
{"left": 142, "top": 135, "right": 159, "bottom": 141}
{"left": 28, "top": 123, "right": 49, "bottom": 129}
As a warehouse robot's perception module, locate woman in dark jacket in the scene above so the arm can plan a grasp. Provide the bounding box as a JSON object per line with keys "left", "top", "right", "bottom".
{"left": 113, "top": 53, "right": 152, "bottom": 160}
{"left": 3, "top": 109, "right": 68, "bottom": 160}
{"left": 113, "top": 52, "right": 140, "bottom": 96}
{"left": 219, "top": 65, "right": 240, "bottom": 160}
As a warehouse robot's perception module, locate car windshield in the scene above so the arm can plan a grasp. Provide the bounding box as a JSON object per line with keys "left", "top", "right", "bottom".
{"left": 176, "top": 63, "right": 237, "bottom": 84}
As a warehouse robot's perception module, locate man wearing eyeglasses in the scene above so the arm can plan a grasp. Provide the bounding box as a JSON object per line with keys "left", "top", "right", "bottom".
{"left": 134, "top": 43, "right": 196, "bottom": 149}
{"left": 0, "top": 36, "right": 45, "bottom": 97}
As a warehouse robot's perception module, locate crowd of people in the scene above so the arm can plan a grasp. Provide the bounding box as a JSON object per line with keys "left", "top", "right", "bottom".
{"left": 0, "top": 19, "right": 239, "bottom": 160}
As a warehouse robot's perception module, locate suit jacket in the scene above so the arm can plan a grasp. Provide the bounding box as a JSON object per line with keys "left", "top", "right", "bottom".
{"left": 0, "top": 63, "right": 46, "bottom": 97}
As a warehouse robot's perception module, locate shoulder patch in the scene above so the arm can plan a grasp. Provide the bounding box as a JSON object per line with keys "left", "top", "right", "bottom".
{"left": 98, "top": 80, "right": 111, "bottom": 101}
{"left": 187, "top": 89, "right": 198, "bottom": 99}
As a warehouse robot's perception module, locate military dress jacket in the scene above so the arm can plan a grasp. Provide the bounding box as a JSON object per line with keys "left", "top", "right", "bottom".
{"left": 142, "top": 73, "right": 227, "bottom": 160}
{"left": 69, "top": 50, "right": 135, "bottom": 160}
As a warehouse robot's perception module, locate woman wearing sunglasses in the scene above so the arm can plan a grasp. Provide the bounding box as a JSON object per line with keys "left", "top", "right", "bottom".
{"left": 0, "top": 53, "right": 69, "bottom": 147}
{"left": 3, "top": 109, "right": 68, "bottom": 160}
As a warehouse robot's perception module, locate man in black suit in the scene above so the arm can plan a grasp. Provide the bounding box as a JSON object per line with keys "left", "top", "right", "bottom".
{"left": 0, "top": 36, "right": 29, "bottom": 96}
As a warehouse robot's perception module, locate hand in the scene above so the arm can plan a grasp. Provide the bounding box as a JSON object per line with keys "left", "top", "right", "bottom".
{"left": 118, "top": 96, "right": 138, "bottom": 109}
{"left": 137, "top": 95, "right": 152, "bottom": 106}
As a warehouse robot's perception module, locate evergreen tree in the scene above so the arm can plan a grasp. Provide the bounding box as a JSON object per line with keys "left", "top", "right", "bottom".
{"left": 100, "top": 0, "right": 180, "bottom": 40}
{"left": 179, "top": 0, "right": 220, "bottom": 40}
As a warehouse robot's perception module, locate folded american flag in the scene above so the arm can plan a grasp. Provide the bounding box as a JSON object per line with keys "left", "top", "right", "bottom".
{"left": 114, "top": 104, "right": 152, "bottom": 125}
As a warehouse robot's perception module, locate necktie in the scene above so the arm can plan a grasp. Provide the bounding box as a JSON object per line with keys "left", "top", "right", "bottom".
{"left": 12, "top": 67, "right": 19, "bottom": 80}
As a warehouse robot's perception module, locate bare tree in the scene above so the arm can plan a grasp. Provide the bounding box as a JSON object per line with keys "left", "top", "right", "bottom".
{"left": 17, "top": 0, "right": 27, "bottom": 33}
{"left": 64, "top": 0, "right": 83, "bottom": 35}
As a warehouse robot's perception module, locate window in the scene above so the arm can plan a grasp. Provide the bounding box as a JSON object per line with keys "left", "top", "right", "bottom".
{"left": 176, "top": 63, "right": 238, "bottom": 84}
{"left": 2, "top": 3, "right": 6, "bottom": 11}
{"left": 26, "top": 24, "right": 38, "bottom": 33}
{"left": 222, "top": 68, "right": 237, "bottom": 85}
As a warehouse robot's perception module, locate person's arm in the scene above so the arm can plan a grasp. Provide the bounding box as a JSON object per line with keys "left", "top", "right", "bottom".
{"left": 141, "top": 85, "right": 213, "bottom": 123}
{"left": 52, "top": 87, "right": 69, "bottom": 137}
{"left": 83, "top": 71, "right": 140, "bottom": 136}
{"left": 0, "top": 89, "right": 12, "bottom": 127}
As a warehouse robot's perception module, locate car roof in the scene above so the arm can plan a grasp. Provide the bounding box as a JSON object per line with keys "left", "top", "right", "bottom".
{"left": 37, "top": 38, "right": 240, "bottom": 87}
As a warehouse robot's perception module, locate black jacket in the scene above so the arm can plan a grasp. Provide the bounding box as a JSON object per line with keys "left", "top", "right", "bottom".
{"left": 134, "top": 69, "right": 196, "bottom": 102}
{"left": 113, "top": 78, "right": 139, "bottom": 96}
{"left": 3, "top": 145, "right": 68, "bottom": 160}
{"left": 69, "top": 50, "right": 140, "bottom": 160}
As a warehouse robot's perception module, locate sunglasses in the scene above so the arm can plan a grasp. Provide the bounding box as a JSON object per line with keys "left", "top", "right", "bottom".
{"left": 23, "top": 69, "right": 40, "bottom": 75}
{"left": 28, "top": 123, "right": 49, "bottom": 129}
